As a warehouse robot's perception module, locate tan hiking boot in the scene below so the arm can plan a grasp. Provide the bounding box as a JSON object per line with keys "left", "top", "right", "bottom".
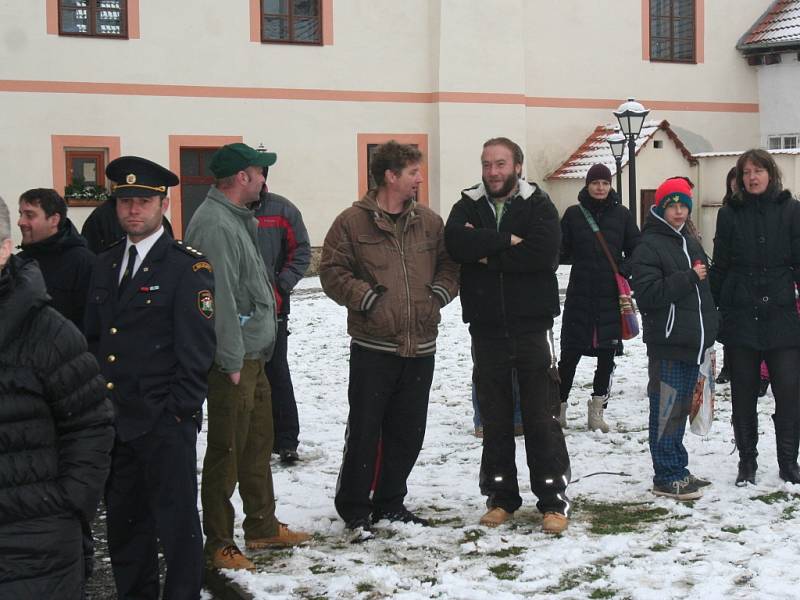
{"left": 245, "top": 523, "right": 311, "bottom": 549}
{"left": 210, "top": 545, "right": 255, "bottom": 571}
{"left": 479, "top": 507, "right": 512, "bottom": 527}
{"left": 542, "top": 512, "right": 569, "bottom": 534}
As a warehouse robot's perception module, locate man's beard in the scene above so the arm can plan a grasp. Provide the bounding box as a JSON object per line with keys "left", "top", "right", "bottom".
{"left": 483, "top": 172, "right": 518, "bottom": 199}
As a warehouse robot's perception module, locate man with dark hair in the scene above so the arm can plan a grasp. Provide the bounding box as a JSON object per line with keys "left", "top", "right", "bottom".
{"left": 445, "top": 137, "right": 571, "bottom": 534}
{"left": 254, "top": 154, "right": 312, "bottom": 464}
{"left": 0, "top": 194, "right": 114, "bottom": 598}
{"left": 186, "top": 142, "right": 310, "bottom": 572}
{"left": 81, "top": 197, "right": 174, "bottom": 254}
{"left": 17, "top": 188, "right": 95, "bottom": 328}
{"left": 320, "top": 140, "right": 459, "bottom": 533}
{"left": 84, "top": 156, "right": 216, "bottom": 598}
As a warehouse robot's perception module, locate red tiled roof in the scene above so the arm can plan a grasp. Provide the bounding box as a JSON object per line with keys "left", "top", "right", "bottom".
{"left": 547, "top": 120, "right": 695, "bottom": 180}
{"left": 738, "top": 0, "right": 800, "bottom": 51}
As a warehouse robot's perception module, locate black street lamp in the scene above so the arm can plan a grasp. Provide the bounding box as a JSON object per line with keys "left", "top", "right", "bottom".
{"left": 607, "top": 132, "right": 626, "bottom": 204}
{"left": 613, "top": 98, "right": 649, "bottom": 224}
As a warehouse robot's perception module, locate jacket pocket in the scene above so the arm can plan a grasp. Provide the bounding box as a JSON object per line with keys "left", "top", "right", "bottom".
{"left": 356, "top": 235, "right": 389, "bottom": 279}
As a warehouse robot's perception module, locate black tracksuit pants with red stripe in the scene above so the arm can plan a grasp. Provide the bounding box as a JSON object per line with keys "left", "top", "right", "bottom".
{"left": 334, "top": 345, "right": 434, "bottom": 523}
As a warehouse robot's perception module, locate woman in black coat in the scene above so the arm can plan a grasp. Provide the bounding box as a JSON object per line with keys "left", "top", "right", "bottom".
{"left": 558, "top": 164, "right": 641, "bottom": 432}
{"left": 0, "top": 196, "right": 114, "bottom": 598}
{"left": 710, "top": 149, "right": 800, "bottom": 486}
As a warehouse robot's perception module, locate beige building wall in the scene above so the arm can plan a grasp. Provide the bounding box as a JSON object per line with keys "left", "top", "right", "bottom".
{"left": 0, "top": 0, "right": 774, "bottom": 247}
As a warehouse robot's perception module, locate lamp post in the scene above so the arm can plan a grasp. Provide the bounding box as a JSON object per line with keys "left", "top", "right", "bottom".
{"left": 613, "top": 98, "right": 649, "bottom": 225}
{"left": 607, "top": 133, "right": 626, "bottom": 204}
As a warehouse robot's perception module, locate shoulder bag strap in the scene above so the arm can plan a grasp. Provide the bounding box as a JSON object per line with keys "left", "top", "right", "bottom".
{"left": 578, "top": 204, "right": 620, "bottom": 276}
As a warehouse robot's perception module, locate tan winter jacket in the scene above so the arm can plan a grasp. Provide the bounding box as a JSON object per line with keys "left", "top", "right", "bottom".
{"left": 320, "top": 191, "right": 459, "bottom": 357}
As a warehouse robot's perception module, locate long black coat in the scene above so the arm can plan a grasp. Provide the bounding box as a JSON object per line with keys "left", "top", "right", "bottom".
{"left": 710, "top": 188, "right": 800, "bottom": 350}
{"left": 0, "top": 256, "right": 113, "bottom": 598}
{"left": 445, "top": 179, "right": 561, "bottom": 337}
{"left": 631, "top": 210, "right": 719, "bottom": 364}
{"left": 84, "top": 232, "right": 216, "bottom": 441}
{"left": 559, "top": 188, "right": 640, "bottom": 352}
{"left": 18, "top": 218, "right": 95, "bottom": 330}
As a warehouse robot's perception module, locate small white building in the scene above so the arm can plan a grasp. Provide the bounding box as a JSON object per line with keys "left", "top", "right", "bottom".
{"left": 737, "top": 0, "right": 800, "bottom": 151}
{"left": 544, "top": 120, "right": 697, "bottom": 227}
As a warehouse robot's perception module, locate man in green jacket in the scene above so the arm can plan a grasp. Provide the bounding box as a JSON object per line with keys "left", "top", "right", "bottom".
{"left": 185, "top": 143, "right": 310, "bottom": 571}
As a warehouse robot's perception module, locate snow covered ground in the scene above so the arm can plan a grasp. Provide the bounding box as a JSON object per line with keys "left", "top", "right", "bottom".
{"left": 199, "top": 270, "right": 800, "bottom": 600}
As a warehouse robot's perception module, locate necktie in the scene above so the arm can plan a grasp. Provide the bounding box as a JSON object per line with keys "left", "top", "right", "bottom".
{"left": 118, "top": 245, "right": 138, "bottom": 298}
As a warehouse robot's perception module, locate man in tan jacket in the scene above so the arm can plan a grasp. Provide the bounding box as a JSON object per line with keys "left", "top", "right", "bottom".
{"left": 320, "top": 141, "right": 459, "bottom": 533}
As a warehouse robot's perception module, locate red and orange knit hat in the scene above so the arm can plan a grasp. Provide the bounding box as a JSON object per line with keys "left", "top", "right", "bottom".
{"left": 654, "top": 177, "right": 693, "bottom": 217}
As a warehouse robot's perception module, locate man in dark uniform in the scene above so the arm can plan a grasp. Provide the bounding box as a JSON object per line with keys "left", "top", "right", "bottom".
{"left": 84, "top": 156, "right": 216, "bottom": 600}
{"left": 81, "top": 196, "right": 174, "bottom": 253}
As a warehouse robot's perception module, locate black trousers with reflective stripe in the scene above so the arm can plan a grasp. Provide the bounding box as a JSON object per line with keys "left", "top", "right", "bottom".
{"left": 334, "top": 345, "right": 434, "bottom": 523}
{"left": 473, "top": 331, "right": 571, "bottom": 515}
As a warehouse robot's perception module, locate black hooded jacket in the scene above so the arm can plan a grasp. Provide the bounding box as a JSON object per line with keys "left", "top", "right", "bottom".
{"left": 632, "top": 209, "right": 719, "bottom": 364}
{"left": 18, "top": 218, "right": 95, "bottom": 329}
{"left": 445, "top": 179, "right": 560, "bottom": 337}
{"left": 709, "top": 187, "right": 800, "bottom": 350}
{"left": 0, "top": 256, "right": 113, "bottom": 598}
{"left": 559, "top": 188, "right": 641, "bottom": 352}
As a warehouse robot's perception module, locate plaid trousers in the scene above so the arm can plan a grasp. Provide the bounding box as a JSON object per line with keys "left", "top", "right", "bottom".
{"left": 647, "top": 358, "right": 699, "bottom": 486}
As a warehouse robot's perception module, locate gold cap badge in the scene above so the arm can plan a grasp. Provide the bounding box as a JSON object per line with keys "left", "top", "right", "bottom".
{"left": 126, "top": 173, "right": 137, "bottom": 184}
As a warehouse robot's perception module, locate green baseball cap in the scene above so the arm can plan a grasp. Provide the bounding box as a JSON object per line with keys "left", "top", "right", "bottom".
{"left": 209, "top": 143, "right": 277, "bottom": 178}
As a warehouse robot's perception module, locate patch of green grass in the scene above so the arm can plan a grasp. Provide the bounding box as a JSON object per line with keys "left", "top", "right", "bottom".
{"left": 649, "top": 543, "right": 670, "bottom": 552}
{"left": 431, "top": 517, "right": 463, "bottom": 526}
{"left": 544, "top": 563, "right": 608, "bottom": 594}
{"left": 577, "top": 499, "right": 670, "bottom": 535}
{"left": 488, "top": 546, "right": 526, "bottom": 558}
{"left": 488, "top": 563, "right": 521, "bottom": 581}
{"left": 420, "top": 576, "right": 437, "bottom": 586}
{"left": 721, "top": 525, "right": 746, "bottom": 534}
{"left": 355, "top": 582, "right": 374, "bottom": 593}
{"left": 665, "top": 525, "right": 687, "bottom": 533}
{"left": 752, "top": 491, "right": 792, "bottom": 504}
{"left": 783, "top": 505, "right": 798, "bottom": 519}
{"left": 590, "top": 589, "right": 618, "bottom": 599}
{"left": 461, "top": 529, "right": 484, "bottom": 544}
{"left": 308, "top": 564, "right": 335, "bottom": 575}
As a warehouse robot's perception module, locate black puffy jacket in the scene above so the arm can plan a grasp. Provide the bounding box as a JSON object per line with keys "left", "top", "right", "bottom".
{"left": 631, "top": 209, "right": 719, "bottom": 364}
{"left": 710, "top": 188, "right": 800, "bottom": 350}
{"left": 18, "top": 218, "right": 95, "bottom": 330}
{"left": 445, "top": 179, "right": 560, "bottom": 337}
{"left": 0, "top": 256, "right": 114, "bottom": 598}
{"left": 560, "top": 188, "right": 640, "bottom": 352}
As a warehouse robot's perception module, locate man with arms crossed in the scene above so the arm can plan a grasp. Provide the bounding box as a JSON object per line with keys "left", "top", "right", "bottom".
{"left": 445, "top": 138, "right": 571, "bottom": 534}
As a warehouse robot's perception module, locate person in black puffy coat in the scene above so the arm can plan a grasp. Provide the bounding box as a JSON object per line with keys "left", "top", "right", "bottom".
{"left": 558, "top": 163, "right": 641, "bottom": 432}
{"left": 0, "top": 196, "right": 114, "bottom": 599}
{"left": 631, "top": 178, "right": 718, "bottom": 500}
{"left": 710, "top": 149, "right": 800, "bottom": 486}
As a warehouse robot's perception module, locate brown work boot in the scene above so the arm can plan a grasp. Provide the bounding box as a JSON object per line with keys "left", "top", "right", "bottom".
{"left": 245, "top": 523, "right": 312, "bottom": 549}
{"left": 542, "top": 512, "right": 568, "bottom": 534}
{"left": 209, "top": 545, "right": 255, "bottom": 571}
{"left": 479, "top": 507, "right": 512, "bottom": 527}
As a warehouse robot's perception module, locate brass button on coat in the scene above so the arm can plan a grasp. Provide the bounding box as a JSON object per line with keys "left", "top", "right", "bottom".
{"left": 107, "top": 354, "right": 116, "bottom": 363}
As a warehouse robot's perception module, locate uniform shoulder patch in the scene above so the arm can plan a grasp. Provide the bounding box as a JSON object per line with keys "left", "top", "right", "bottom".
{"left": 197, "top": 289, "right": 214, "bottom": 319}
{"left": 192, "top": 260, "right": 213, "bottom": 273}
